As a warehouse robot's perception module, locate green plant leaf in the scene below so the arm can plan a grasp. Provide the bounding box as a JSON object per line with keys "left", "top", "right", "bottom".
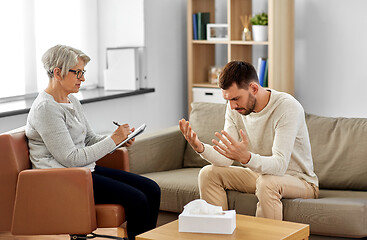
{"left": 250, "top": 12, "right": 268, "bottom": 26}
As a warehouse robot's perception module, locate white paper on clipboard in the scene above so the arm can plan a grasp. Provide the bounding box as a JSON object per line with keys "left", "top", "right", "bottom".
{"left": 110, "top": 123, "right": 146, "bottom": 153}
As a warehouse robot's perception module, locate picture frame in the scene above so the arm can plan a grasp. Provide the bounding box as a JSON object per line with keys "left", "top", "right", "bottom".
{"left": 206, "top": 24, "right": 228, "bottom": 41}
{"left": 208, "top": 66, "right": 222, "bottom": 84}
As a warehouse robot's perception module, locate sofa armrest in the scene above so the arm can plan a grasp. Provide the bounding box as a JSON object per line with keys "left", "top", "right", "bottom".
{"left": 128, "top": 126, "right": 187, "bottom": 174}
{"left": 11, "top": 167, "right": 97, "bottom": 235}
{"left": 97, "top": 148, "right": 129, "bottom": 172}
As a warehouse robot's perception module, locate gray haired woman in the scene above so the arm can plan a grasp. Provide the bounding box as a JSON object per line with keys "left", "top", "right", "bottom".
{"left": 26, "top": 45, "right": 160, "bottom": 240}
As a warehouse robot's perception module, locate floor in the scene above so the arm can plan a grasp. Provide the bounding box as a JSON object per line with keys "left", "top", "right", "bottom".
{"left": 1, "top": 212, "right": 364, "bottom": 240}
{"left": 0, "top": 228, "right": 126, "bottom": 240}
{"left": 0, "top": 211, "right": 179, "bottom": 240}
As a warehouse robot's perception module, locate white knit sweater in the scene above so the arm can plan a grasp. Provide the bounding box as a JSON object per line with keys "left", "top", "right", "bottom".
{"left": 26, "top": 91, "right": 116, "bottom": 171}
{"left": 200, "top": 89, "right": 319, "bottom": 186}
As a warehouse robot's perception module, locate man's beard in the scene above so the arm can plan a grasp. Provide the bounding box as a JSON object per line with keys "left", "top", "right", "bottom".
{"left": 235, "top": 92, "right": 256, "bottom": 116}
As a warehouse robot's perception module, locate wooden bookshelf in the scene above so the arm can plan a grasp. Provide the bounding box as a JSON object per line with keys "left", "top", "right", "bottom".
{"left": 187, "top": 0, "right": 294, "bottom": 112}
{"left": 193, "top": 83, "right": 219, "bottom": 88}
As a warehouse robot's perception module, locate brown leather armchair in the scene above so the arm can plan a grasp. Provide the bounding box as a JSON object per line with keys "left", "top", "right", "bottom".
{"left": 0, "top": 127, "right": 129, "bottom": 239}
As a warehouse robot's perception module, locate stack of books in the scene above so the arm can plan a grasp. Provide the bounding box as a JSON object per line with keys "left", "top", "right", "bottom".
{"left": 257, "top": 57, "right": 268, "bottom": 87}
{"left": 192, "top": 12, "right": 210, "bottom": 40}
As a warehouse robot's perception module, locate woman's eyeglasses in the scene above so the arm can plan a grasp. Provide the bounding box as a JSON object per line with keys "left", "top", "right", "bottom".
{"left": 69, "top": 69, "right": 86, "bottom": 79}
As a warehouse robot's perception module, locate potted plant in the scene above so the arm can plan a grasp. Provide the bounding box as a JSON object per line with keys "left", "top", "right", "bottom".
{"left": 250, "top": 12, "right": 268, "bottom": 41}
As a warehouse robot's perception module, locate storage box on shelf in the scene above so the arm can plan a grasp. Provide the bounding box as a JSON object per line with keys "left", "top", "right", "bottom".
{"left": 192, "top": 87, "right": 226, "bottom": 104}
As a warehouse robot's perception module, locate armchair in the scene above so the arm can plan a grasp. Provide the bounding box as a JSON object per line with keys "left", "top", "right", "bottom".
{"left": 0, "top": 127, "right": 128, "bottom": 239}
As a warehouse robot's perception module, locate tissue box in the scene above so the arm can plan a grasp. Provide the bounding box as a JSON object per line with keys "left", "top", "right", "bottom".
{"left": 179, "top": 209, "right": 236, "bottom": 234}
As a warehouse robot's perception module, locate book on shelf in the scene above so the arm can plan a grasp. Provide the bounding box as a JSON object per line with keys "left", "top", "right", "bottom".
{"left": 257, "top": 57, "right": 268, "bottom": 87}
{"left": 192, "top": 13, "right": 198, "bottom": 40}
{"left": 197, "top": 12, "right": 210, "bottom": 40}
{"left": 263, "top": 60, "right": 268, "bottom": 87}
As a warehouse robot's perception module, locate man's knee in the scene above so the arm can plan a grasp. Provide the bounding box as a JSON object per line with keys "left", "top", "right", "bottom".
{"left": 255, "top": 175, "right": 280, "bottom": 199}
{"left": 198, "top": 165, "right": 223, "bottom": 187}
{"left": 199, "top": 165, "right": 221, "bottom": 181}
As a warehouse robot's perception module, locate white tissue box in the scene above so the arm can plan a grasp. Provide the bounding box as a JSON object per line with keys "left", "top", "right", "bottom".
{"left": 179, "top": 209, "right": 236, "bottom": 234}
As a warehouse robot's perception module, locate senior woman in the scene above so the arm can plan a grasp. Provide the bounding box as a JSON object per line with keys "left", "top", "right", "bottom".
{"left": 25, "top": 45, "right": 160, "bottom": 240}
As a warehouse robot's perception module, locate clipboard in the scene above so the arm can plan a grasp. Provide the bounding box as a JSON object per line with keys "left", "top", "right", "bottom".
{"left": 110, "top": 123, "right": 146, "bottom": 153}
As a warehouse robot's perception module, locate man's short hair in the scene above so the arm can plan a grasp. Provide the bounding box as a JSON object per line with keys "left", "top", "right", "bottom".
{"left": 219, "top": 61, "right": 259, "bottom": 90}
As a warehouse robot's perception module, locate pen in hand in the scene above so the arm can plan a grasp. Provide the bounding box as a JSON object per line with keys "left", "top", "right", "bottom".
{"left": 114, "top": 121, "right": 132, "bottom": 135}
{"left": 113, "top": 121, "right": 132, "bottom": 136}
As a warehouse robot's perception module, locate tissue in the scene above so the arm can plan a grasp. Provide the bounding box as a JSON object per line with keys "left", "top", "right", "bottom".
{"left": 183, "top": 199, "right": 224, "bottom": 215}
{"left": 179, "top": 199, "right": 236, "bottom": 234}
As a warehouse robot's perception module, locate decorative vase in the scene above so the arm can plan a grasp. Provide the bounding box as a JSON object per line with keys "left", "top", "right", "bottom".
{"left": 252, "top": 25, "right": 268, "bottom": 41}
{"left": 242, "top": 27, "right": 251, "bottom": 41}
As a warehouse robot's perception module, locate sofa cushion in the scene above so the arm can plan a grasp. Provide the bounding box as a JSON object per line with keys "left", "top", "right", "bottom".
{"left": 228, "top": 189, "right": 367, "bottom": 238}
{"left": 128, "top": 126, "right": 186, "bottom": 174}
{"left": 183, "top": 102, "right": 227, "bottom": 167}
{"left": 142, "top": 168, "right": 201, "bottom": 213}
{"left": 306, "top": 114, "right": 367, "bottom": 190}
{"left": 284, "top": 190, "right": 367, "bottom": 238}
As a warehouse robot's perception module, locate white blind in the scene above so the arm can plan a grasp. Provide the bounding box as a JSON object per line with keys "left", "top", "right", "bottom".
{"left": 0, "top": 0, "right": 27, "bottom": 97}
{"left": 34, "top": 0, "right": 98, "bottom": 91}
{"left": 0, "top": 0, "right": 145, "bottom": 99}
{"left": 0, "top": 0, "right": 98, "bottom": 98}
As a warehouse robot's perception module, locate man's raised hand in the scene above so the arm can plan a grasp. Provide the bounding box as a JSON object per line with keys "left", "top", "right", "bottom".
{"left": 212, "top": 129, "right": 251, "bottom": 164}
{"left": 179, "top": 119, "right": 204, "bottom": 153}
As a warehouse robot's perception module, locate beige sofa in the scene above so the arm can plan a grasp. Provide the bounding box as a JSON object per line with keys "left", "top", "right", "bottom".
{"left": 128, "top": 102, "right": 367, "bottom": 239}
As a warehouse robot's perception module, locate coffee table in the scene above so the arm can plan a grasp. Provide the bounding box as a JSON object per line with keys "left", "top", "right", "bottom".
{"left": 136, "top": 214, "right": 309, "bottom": 240}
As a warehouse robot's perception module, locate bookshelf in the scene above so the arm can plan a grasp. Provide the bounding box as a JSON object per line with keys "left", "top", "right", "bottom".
{"left": 187, "top": 0, "right": 294, "bottom": 111}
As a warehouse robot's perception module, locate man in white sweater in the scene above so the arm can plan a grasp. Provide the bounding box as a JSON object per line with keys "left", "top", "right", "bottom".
{"left": 179, "top": 61, "right": 319, "bottom": 220}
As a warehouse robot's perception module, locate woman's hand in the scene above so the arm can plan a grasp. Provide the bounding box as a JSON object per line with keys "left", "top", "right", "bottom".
{"left": 123, "top": 127, "right": 135, "bottom": 147}
{"left": 111, "top": 124, "right": 131, "bottom": 145}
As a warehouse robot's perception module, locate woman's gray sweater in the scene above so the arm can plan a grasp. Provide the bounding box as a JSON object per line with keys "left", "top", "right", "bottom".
{"left": 26, "top": 91, "right": 116, "bottom": 171}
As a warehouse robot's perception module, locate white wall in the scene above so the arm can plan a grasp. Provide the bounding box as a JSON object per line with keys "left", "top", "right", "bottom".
{"left": 83, "top": 0, "right": 187, "bottom": 135}
{"left": 71, "top": 0, "right": 187, "bottom": 134}
{"left": 0, "top": 0, "right": 187, "bottom": 134}
{"left": 295, "top": 0, "right": 367, "bottom": 118}
{"left": 87, "top": 0, "right": 187, "bottom": 134}
{"left": 0, "top": 114, "right": 27, "bottom": 133}
{"left": 97, "top": 0, "right": 144, "bottom": 85}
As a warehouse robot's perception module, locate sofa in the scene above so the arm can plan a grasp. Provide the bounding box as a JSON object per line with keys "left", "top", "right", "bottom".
{"left": 127, "top": 102, "right": 367, "bottom": 239}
